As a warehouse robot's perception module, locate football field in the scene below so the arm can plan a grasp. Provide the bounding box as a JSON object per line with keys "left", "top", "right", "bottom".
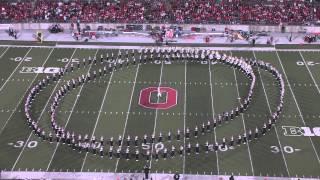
{"left": 0, "top": 45, "right": 320, "bottom": 179}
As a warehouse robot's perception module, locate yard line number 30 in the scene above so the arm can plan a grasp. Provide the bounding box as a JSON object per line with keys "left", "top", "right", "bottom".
{"left": 12, "top": 140, "right": 38, "bottom": 149}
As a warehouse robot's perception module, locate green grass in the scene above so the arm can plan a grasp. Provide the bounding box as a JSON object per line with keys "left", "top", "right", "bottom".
{"left": 0, "top": 46, "right": 319, "bottom": 178}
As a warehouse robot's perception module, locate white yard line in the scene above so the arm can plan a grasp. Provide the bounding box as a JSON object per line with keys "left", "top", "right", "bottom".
{"left": 276, "top": 51, "right": 320, "bottom": 165}
{"left": 0, "top": 48, "right": 38, "bottom": 136}
{"left": 182, "top": 60, "right": 187, "bottom": 174}
{"left": 299, "top": 51, "right": 320, "bottom": 98}
{"left": 2, "top": 171, "right": 317, "bottom": 179}
{"left": 9, "top": 48, "right": 55, "bottom": 169}
{"left": 80, "top": 71, "right": 115, "bottom": 172}
{"left": 103, "top": 48, "right": 122, "bottom": 172}
{"left": 208, "top": 60, "right": 220, "bottom": 175}
{"left": 11, "top": 48, "right": 76, "bottom": 170}
{"left": 149, "top": 61, "right": 164, "bottom": 169}
{"left": 230, "top": 52, "right": 255, "bottom": 175}
{"left": 46, "top": 49, "right": 99, "bottom": 171}
{"left": 0, "top": 47, "right": 10, "bottom": 59}
{"left": 252, "top": 51, "right": 290, "bottom": 176}
{"left": 114, "top": 64, "right": 140, "bottom": 172}
{"left": 0, "top": 47, "right": 32, "bottom": 92}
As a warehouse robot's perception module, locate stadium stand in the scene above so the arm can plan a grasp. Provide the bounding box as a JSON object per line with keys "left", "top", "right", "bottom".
{"left": 0, "top": 0, "right": 320, "bottom": 25}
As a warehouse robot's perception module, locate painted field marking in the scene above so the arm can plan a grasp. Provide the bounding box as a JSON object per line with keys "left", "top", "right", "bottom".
{"left": 46, "top": 49, "right": 98, "bottom": 171}
{"left": 276, "top": 51, "right": 320, "bottom": 166}
{"left": 253, "top": 51, "right": 290, "bottom": 176}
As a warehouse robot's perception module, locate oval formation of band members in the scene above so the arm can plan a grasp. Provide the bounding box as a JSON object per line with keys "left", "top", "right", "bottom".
{"left": 24, "top": 47, "right": 285, "bottom": 161}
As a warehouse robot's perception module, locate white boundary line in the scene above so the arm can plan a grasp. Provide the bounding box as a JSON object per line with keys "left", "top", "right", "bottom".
{"left": 80, "top": 70, "right": 115, "bottom": 171}
{"left": 149, "top": 61, "right": 164, "bottom": 169}
{"left": 0, "top": 47, "right": 32, "bottom": 92}
{"left": 231, "top": 52, "right": 255, "bottom": 176}
{"left": 252, "top": 51, "right": 290, "bottom": 176}
{"left": 2, "top": 171, "right": 319, "bottom": 180}
{"left": 9, "top": 47, "right": 55, "bottom": 170}
{"left": 11, "top": 48, "right": 77, "bottom": 170}
{"left": 208, "top": 60, "right": 220, "bottom": 174}
{"left": 46, "top": 49, "right": 99, "bottom": 171}
{"left": 0, "top": 47, "right": 33, "bottom": 135}
{"left": 114, "top": 64, "right": 140, "bottom": 172}
{"left": 275, "top": 51, "right": 320, "bottom": 166}
{"left": 182, "top": 60, "right": 187, "bottom": 174}
{"left": 0, "top": 46, "right": 10, "bottom": 59}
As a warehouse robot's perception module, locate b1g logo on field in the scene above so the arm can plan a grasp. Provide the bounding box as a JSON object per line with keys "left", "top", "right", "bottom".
{"left": 282, "top": 126, "right": 320, "bottom": 137}
{"left": 20, "top": 67, "right": 60, "bottom": 74}
{"left": 139, "top": 87, "right": 177, "bottom": 109}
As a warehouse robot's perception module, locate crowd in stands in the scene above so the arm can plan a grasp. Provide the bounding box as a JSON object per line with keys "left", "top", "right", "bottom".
{"left": 0, "top": 0, "right": 319, "bottom": 25}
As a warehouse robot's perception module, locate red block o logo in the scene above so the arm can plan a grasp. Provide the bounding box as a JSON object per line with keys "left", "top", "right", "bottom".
{"left": 139, "top": 87, "right": 178, "bottom": 109}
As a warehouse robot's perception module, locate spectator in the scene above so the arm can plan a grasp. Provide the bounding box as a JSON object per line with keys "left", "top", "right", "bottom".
{"left": 0, "top": 0, "right": 319, "bottom": 25}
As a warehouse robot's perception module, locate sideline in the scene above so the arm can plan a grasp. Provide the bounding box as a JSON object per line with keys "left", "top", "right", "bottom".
{"left": 0, "top": 171, "right": 317, "bottom": 180}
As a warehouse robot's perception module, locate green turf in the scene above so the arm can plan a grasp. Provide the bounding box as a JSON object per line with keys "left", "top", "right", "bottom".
{"left": 0, "top": 46, "right": 319, "bottom": 178}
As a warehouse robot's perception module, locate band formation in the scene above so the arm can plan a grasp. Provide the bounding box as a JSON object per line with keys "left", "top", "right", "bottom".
{"left": 24, "top": 48, "right": 285, "bottom": 161}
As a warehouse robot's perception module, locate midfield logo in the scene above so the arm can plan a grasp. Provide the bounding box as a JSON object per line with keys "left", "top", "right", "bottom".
{"left": 282, "top": 126, "right": 320, "bottom": 137}
{"left": 139, "top": 87, "right": 178, "bottom": 110}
